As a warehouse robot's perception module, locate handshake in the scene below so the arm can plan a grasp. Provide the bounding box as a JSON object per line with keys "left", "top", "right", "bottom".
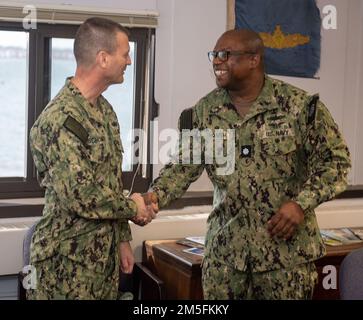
{"left": 129, "top": 192, "right": 159, "bottom": 226}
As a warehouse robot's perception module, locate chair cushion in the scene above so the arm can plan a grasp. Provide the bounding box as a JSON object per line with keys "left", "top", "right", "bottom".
{"left": 339, "top": 248, "right": 363, "bottom": 300}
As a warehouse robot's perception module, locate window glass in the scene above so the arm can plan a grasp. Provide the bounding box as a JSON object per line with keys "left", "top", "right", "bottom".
{"left": 50, "top": 39, "right": 135, "bottom": 171}
{"left": 103, "top": 42, "right": 135, "bottom": 172}
{"left": 50, "top": 38, "right": 76, "bottom": 98}
{"left": 0, "top": 30, "right": 28, "bottom": 177}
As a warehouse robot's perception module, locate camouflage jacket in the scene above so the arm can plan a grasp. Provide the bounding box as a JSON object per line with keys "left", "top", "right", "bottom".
{"left": 152, "top": 76, "right": 351, "bottom": 272}
{"left": 29, "top": 78, "right": 137, "bottom": 277}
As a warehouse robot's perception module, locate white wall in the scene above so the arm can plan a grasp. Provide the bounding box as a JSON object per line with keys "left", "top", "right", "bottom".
{"left": 8, "top": 0, "right": 361, "bottom": 187}
{"left": 154, "top": 0, "right": 225, "bottom": 191}
{"left": 273, "top": 0, "right": 363, "bottom": 186}
{"left": 10, "top": 0, "right": 158, "bottom": 11}
{"left": 153, "top": 0, "right": 363, "bottom": 190}
{"left": 345, "top": 0, "right": 363, "bottom": 185}
{"left": 154, "top": 0, "right": 363, "bottom": 189}
{"left": 7, "top": 0, "right": 224, "bottom": 191}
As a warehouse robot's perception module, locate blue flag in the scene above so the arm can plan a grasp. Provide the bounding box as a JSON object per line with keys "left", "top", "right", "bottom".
{"left": 235, "top": 0, "right": 321, "bottom": 78}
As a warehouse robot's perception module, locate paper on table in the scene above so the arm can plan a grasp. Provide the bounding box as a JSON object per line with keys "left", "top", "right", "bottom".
{"left": 183, "top": 247, "right": 204, "bottom": 256}
{"left": 185, "top": 236, "right": 205, "bottom": 246}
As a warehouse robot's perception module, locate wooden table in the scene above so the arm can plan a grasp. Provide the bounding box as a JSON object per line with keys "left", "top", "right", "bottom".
{"left": 143, "top": 240, "right": 203, "bottom": 299}
{"left": 143, "top": 239, "right": 363, "bottom": 300}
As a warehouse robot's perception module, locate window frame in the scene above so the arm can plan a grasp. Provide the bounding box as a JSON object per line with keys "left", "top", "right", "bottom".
{"left": 0, "top": 21, "right": 155, "bottom": 199}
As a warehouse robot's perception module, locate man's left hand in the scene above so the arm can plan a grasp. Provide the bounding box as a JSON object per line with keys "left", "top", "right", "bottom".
{"left": 119, "top": 241, "right": 134, "bottom": 274}
{"left": 267, "top": 201, "right": 304, "bottom": 240}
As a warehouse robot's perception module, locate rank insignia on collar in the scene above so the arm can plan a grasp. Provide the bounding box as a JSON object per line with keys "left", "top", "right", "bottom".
{"left": 241, "top": 145, "right": 252, "bottom": 158}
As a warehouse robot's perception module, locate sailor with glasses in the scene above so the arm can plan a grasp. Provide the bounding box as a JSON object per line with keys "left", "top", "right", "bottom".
{"left": 148, "top": 29, "right": 351, "bottom": 299}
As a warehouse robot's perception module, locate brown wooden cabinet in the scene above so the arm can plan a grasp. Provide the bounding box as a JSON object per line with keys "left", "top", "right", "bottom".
{"left": 143, "top": 240, "right": 203, "bottom": 299}
{"left": 143, "top": 239, "right": 363, "bottom": 300}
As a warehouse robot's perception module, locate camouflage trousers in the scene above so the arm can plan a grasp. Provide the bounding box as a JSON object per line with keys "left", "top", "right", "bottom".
{"left": 202, "top": 258, "right": 318, "bottom": 300}
{"left": 26, "top": 254, "right": 120, "bottom": 300}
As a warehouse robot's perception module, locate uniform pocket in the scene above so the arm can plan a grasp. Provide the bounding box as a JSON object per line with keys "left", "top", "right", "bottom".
{"left": 262, "top": 136, "right": 297, "bottom": 155}
{"left": 259, "top": 136, "right": 298, "bottom": 180}
{"left": 58, "top": 223, "right": 113, "bottom": 274}
{"left": 87, "top": 136, "right": 108, "bottom": 164}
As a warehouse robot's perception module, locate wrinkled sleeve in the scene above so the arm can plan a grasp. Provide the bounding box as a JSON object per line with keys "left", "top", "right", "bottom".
{"left": 151, "top": 111, "right": 205, "bottom": 208}
{"left": 117, "top": 220, "right": 132, "bottom": 242}
{"left": 294, "top": 100, "right": 351, "bottom": 212}
{"left": 30, "top": 126, "right": 137, "bottom": 220}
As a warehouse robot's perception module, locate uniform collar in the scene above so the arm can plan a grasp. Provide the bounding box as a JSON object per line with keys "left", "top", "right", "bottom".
{"left": 209, "top": 75, "right": 279, "bottom": 127}
{"left": 241, "top": 75, "right": 279, "bottom": 124}
{"left": 65, "top": 77, "right": 87, "bottom": 104}
{"left": 63, "top": 77, "right": 106, "bottom": 123}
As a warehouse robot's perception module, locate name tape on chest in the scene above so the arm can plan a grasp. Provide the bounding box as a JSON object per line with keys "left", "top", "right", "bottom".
{"left": 260, "top": 123, "right": 293, "bottom": 139}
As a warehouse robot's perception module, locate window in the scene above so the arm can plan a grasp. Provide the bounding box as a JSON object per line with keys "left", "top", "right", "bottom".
{"left": 0, "top": 30, "right": 28, "bottom": 178}
{"left": 0, "top": 22, "right": 156, "bottom": 199}
{"left": 49, "top": 38, "right": 135, "bottom": 172}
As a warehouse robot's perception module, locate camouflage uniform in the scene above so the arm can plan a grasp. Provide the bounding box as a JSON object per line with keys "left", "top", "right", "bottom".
{"left": 151, "top": 76, "right": 351, "bottom": 299}
{"left": 202, "top": 258, "right": 318, "bottom": 299}
{"left": 27, "top": 78, "right": 137, "bottom": 300}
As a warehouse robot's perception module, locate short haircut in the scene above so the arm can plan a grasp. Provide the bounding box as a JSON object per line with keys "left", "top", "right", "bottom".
{"left": 239, "top": 29, "right": 264, "bottom": 68}
{"left": 242, "top": 31, "right": 264, "bottom": 57}
{"left": 220, "top": 29, "right": 265, "bottom": 69}
{"left": 74, "top": 17, "right": 129, "bottom": 67}
{"left": 223, "top": 29, "right": 264, "bottom": 56}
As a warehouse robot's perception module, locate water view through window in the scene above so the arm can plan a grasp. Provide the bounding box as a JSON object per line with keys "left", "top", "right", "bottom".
{"left": 0, "top": 35, "right": 135, "bottom": 178}
{"left": 0, "top": 30, "right": 28, "bottom": 177}
{"left": 51, "top": 38, "right": 135, "bottom": 172}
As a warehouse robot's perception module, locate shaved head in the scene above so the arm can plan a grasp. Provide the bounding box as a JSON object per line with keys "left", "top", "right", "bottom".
{"left": 219, "top": 29, "right": 264, "bottom": 59}
{"left": 212, "top": 29, "right": 265, "bottom": 90}
{"left": 221, "top": 29, "right": 264, "bottom": 55}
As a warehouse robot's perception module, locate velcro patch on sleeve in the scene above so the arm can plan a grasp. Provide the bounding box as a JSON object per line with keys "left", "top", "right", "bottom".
{"left": 63, "top": 115, "right": 88, "bottom": 145}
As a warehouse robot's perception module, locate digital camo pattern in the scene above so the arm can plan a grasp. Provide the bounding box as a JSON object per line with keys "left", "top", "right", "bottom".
{"left": 27, "top": 78, "right": 137, "bottom": 299}
{"left": 202, "top": 258, "right": 318, "bottom": 299}
{"left": 27, "top": 245, "right": 119, "bottom": 299}
{"left": 152, "top": 76, "right": 351, "bottom": 273}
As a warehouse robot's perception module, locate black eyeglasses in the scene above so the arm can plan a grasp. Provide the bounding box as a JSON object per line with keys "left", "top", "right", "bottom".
{"left": 207, "top": 50, "right": 256, "bottom": 62}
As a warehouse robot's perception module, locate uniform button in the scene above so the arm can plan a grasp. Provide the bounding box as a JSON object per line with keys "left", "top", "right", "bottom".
{"left": 242, "top": 147, "right": 250, "bottom": 156}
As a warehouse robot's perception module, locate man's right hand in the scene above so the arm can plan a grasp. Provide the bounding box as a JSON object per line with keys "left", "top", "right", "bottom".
{"left": 130, "top": 193, "right": 156, "bottom": 226}
{"left": 142, "top": 192, "right": 159, "bottom": 214}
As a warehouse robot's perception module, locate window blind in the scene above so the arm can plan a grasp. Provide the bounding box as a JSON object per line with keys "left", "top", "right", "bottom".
{"left": 0, "top": 2, "right": 158, "bottom": 28}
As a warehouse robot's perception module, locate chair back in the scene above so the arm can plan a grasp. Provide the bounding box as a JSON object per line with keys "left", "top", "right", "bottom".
{"left": 18, "top": 222, "right": 38, "bottom": 300}
{"left": 339, "top": 247, "right": 363, "bottom": 300}
{"left": 23, "top": 223, "right": 37, "bottom": 266}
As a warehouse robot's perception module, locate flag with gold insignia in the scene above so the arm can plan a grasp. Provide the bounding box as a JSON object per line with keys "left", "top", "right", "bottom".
{"left": 235, "top": 0, "right": 321, "bottom": 78}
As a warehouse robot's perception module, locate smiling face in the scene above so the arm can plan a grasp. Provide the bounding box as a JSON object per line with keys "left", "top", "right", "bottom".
{"left": 105, "top": 32, "right": 131, "bottom": 85}
{"left": 212, "top": 31, "right": 263, "bottom": 91}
